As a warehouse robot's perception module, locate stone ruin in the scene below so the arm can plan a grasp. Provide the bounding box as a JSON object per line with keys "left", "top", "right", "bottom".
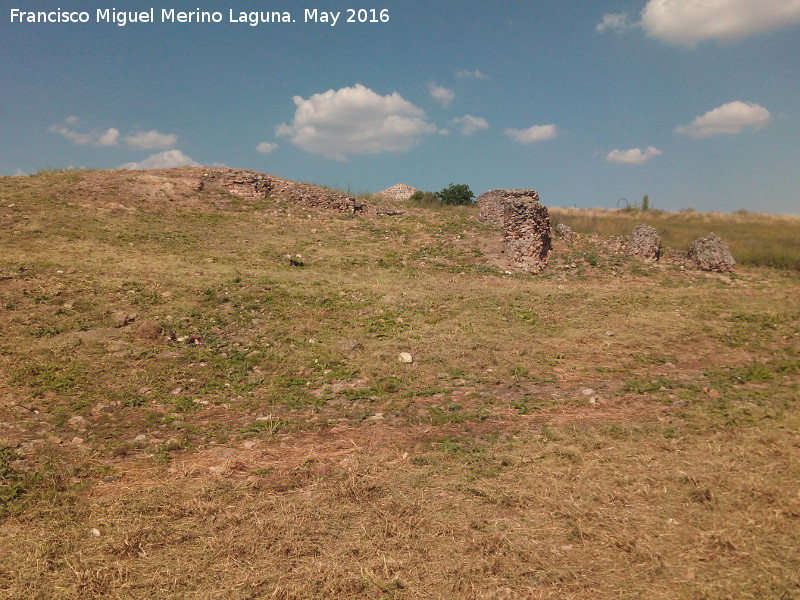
{"left": 627, "top": 225, "right": 662, "bottom": 260}
{"left": 688, "top": 233, "right": 736, "bottom": 272}
{"left": 478, "top": 188, "right": 540, "bottom": 227}
{"left": 198, "top": 168, "right": 363, "bottom": 213}
{"left": 477, "top": 189, "right": 552, "bottom": 274}
{"left": 375, "top": 183, "right": 418, "bottom": 201}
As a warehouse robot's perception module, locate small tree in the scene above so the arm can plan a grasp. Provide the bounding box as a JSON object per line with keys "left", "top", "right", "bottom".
{"left": 642, "top": 194, "right": 650, "bottom": 211}
{"left": 437, "top": 183, "right": 475, "bottom": 206}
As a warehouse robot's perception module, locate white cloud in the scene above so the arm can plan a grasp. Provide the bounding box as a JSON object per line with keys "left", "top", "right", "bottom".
{"left": 429, "top": 83, "right": 455, "bottom": 108}
{"left": 124, "top": 130, "right": 178, "bottom": 150}
{"left": 675, "top": 101, "right": 771, "bottom": 138}
{"left": 596, "top": 12, "right": 633, "bottom": 33}
{"left": 49, "top": 117, "right": 179, "bottom": 150}
{"left": 256, "top": 142, "right": 278, "bottom": 154}
{"left": 641, "top": 0, "right": 800, "bottom": 46}
{"left": 455, "top": 69, "right": 489, "bottom": 80}
{"left": 119, "top": 149, "right": 201, "bottom": 170}
{"left": 606, "top": 146, "right": 662, "bottom": 164}
{"left": 504, "top": 124, "right": 558, "bottom": 144}
{"left": 450, "top": 115, "right": 489, "bottom": 136}
{"left": 49, "top": 118, "right": 120, "bottom": 146}
{"left": 276, "top": 83, "right": 437, "bottom": 161}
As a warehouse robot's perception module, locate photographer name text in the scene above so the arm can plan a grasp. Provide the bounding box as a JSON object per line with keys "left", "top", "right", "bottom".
{"left": 8, "top": 7, "right": 391, "bottom": 27}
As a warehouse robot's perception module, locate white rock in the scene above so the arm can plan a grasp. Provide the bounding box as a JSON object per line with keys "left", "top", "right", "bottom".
{"left": 398, "top": 352, "right": 413, "bottom": 363}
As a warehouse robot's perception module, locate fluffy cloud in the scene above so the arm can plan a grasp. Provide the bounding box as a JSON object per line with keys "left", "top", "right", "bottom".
{"left": 124, "top": 130, "right": 178, "bottom": 150}
{"left": 606, "top": 146, "right": 662, "bottom": 164}
{"left": 640, "top": 0, "right": 800, "bottom": 46}
{"left": 596, "top": 12, "right": 633, "bottom": 33}
{"left": 256, "top": 142, "right": 278, "bottom": 154}
{"left": 455, "top": 69, "right": 489, "bottom": 80}
{"left": 276, "top": 84, "right": 437, "bottom": 161}
{"left": 429, "top": 83, "right": 455, "bottom": 108}
{"left": 504, "top": 124, "right": 558, "bottom": 144}
{"left": 119, "top": 150, "right": 200, "bottom": 170}
{"left": 450, "top": 115, "right": 488, "bottom": 136}
{"left": 675, "top": 101, "right": 771, "bottom": 138}
{"left": 49, "top": 117, "right": 119, "bottom": 146}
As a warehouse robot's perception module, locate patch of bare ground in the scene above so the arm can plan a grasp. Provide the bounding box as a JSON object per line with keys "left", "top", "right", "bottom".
{"left": 1, "top": 169, "right": 799, "bottom": 598}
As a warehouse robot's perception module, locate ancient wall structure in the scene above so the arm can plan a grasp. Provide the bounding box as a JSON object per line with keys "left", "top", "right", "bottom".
{"left": 502, "top": 193, "right": 552, "bottom": 274}
{"left": 477, "top": 188, "right": 540, "bottom": 227}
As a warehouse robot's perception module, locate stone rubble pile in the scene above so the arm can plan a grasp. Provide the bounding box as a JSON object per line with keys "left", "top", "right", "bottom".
{"left": 627, "top": 224, "right": 662, "bottom": 260}
{"left": 375, "top": 183, "right": 418, "bottom": 201}
{"left": 199, "top": 168, "right": 362, "bottom": 213}
{"left": 688, "top": 232, "right": 736, "bottom": 272}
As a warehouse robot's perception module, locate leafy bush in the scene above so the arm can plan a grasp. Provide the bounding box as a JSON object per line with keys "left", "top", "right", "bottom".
{"left": 437, "top": 183, "right": 475, "bottom": 206}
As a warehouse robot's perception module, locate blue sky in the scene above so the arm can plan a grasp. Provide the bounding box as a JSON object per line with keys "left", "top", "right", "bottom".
{"left": 2, "top": 0, "right": 799, "bottom": 213}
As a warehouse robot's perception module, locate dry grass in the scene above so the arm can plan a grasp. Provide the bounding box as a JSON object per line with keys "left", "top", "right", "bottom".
{"left": 551, "top": 207, "right": 800, "bottom": 271}
{"left": 1, "top": 169, "right": 799, "bottom": 599}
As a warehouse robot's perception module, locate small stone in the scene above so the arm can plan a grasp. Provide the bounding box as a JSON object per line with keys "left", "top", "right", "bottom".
{"left": 171, "top": 387, "right": 182, "bottom": 395}
{"left": 242, "top": 440, "right": 257, "bottom": 449}
{"left": 67, "top": 416, "right": 88, "bottom": 430}
{"left": 398, "top": 352, "right": 413, "bottom": 363}
{"left": 90, "top": 528, "right": 101, "bottom": 537}
{"left": 112, "top": 311, "right": 137, "bottom": 328}
{"left": 71, "top": 437, "right": 84, "bottom": 444}
{"left": 134, "top": 434, "right": 148, "bottom": 442}
{"left": 337, "top": 339, "right": 363, "bottom": 354}
{"left": 46, "top": 435, "right": 62, "bottom": 445}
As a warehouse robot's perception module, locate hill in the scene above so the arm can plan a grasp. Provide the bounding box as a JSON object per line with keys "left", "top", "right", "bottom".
{"left": 1, "top": 168, "right": 799, "bottom": 599}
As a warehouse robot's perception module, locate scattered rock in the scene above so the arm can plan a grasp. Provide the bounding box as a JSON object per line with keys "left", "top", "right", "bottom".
{"left": 376, "top": 206, "right": 406, "bottom": 216}
{"left": 112, "top": 310, "right": 137, "bottom": 328}
{"left": 337, "top": 339, "right": 363, "bottom": 355}
{"left": 398, "top": 352, "right": 414, "bottom": 364}
{"left": 67, "top": 416, "right": 88, "bottom": 431}
{"left": 688, "top": 233, "right": 736, "bottom": 272}
{"left": 286, "top": 254, "right": 305, "bottom": 267}
{"left": 627, "top": 225, "right": 661, "bottom": 260}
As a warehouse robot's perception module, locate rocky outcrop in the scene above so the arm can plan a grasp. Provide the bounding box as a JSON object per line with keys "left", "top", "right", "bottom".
{"left": 627, "top": 225, "right": 661, "bottom": 260}
{"left": 688, "top": 233, "right": 736, "bottom": 272}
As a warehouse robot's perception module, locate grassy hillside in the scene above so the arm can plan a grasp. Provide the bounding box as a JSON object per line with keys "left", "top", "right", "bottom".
{"left": 1, "top": 169, "right": 799, "bottom": 599}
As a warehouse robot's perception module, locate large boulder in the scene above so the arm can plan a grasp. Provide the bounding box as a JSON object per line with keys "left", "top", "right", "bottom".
{"left": 627, "top": 225, "right": 661, "bottom": 260}
{"left": 688, "top": 233, "right": 736, "bottom": 272}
